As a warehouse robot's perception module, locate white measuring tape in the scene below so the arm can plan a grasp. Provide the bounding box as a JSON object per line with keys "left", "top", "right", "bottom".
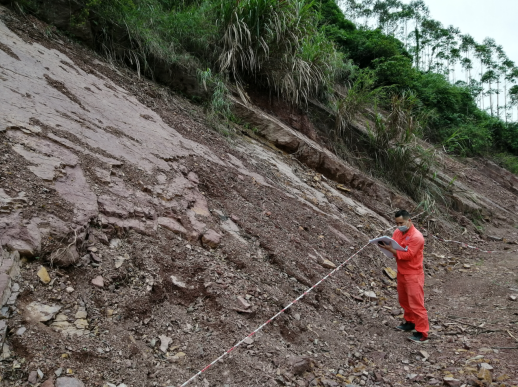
{"left": 174, "top": 241, "right": 371, "bottom": 387}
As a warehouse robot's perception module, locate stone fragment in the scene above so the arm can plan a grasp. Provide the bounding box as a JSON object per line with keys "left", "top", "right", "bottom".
{"left": 109, "top": 239, "right": 121, "bottom": 249}
{"left": 243, "top": 337, "right": 254, "bottom": 345}
{"left": 202, "top": 230, "right": 221, "bottom": 248}
{"left": 2, "top": 343, "right": 11, "bottom": 360}
{"left": 38, "top": 369, "right": 44, "bottom": 379}
{"left": 50, "top": 245, "right": 80, "bottom": 267}
{"left": 171, "top": 352, "right": 186, "bottom": 362}
{"left": 74, "top": 310, "right": 87, "bottom": 319}
{"left": 114, "top": 255, "right": 127, "bottom": 268}
{"left": 170, "top": 275, "right": 187, "bottom": 289}
{"left": 509, "top": 294, "right": 517, "bottom": 301}
{"left": 479, "top": 363, "right": 493, "bottom": 370}
{"left": 66, "top": 287, "right": 74, "bottom": 293}
{"left": 289, "top": 356, "right": 313, "bottom": 375}
{"left": 26, "top": 302, "right": 62, "bottom": 322}
{"left": 37, "top": 266, "right": 51, "bottom": 284}
{"left": 158, "top": 217, "right": 188, "bottom": 236}
{"left": 487, "top": 235, "right": 503, "bottom": 241}
{"left": 28, "top": 370, "right": 38, "bottom": 384}
{"left": 159, "top": 335, "right": 172, "bottom": 353}
{"left": 318, "top": 258, "right": 336, "bottom": 269}
{"left": 443, "top": 377, "right": 461, "bottom": 387}
{"left": 91, "top": 276, "right": 104, "bottom": 287}
{"left": 54, "top": 314, "right": 68, "bottom": 322}
{"left": 477, "top": 368, "right": 492, "bottom": 383}
{"left": 320, "top": 379, "right": 338, "bottom": 387}
{"left": 237, "top": 296, "right": 251, "bottom": 309}
{"left": 383, "top": 267, "right": 397, "bottom": 280}
{"left": 55, "top": 377, "right": 85, "bottom": 387}
{"left": 363, "top": 291, "right": 377, "bottom": 300}
{"left": 90, "top": 253, "right": 102, "bottom": 263}
{"left": 463, "top": 264, "right": 471, "bottom": 269}
{"left": 0, "top": 308, "right": 9, "bottom": 321}
{"left": 41, "top": 378, "right": 55, "bottom": 387}
{"left": 74, "top": 319, "right": 88, "bottom": 329}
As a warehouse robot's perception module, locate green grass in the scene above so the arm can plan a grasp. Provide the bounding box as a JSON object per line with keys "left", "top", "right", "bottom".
{"left": 362, "top": 91, "right": 438, "bottom": 205}
{"left": 493, "top": 153, "right": 518, "bottom": 175}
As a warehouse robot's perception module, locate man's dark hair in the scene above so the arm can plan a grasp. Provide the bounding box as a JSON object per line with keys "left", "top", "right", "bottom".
{"left": 395, "top": 210, "right": 411, "bottom": 219}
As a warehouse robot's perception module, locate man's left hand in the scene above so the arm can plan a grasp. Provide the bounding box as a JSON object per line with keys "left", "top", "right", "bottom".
{"left": 379, "top": 243, "right": 397, "bottom": 256}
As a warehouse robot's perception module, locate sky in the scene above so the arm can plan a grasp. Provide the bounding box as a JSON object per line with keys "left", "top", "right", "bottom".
{"left": 404, "top": 0, "right": 518, "bottom": 65}
{"left": 407, "top": 0, "right": 518, "bottom": 120}
{"left": 342, "top": 0, "right": 518, "bottom": 120}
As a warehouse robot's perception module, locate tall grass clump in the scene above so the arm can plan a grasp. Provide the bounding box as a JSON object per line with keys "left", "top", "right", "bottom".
{"left": 197, "top": 68, "right": 233, "bottom": 123}
{"left": 364, "top": 92, "right": 437, "bottom": 203}
{"left": 493, "top": 153, "right": 518, "bottom": 175}
{"left": 333, "top": 68, "right": 381, "bottom": 140}
{"left": 215, "top": 0, "right": 346, "bottom": 105}
{"left": 91, "top": 0, "right": 217, "bottom": 71}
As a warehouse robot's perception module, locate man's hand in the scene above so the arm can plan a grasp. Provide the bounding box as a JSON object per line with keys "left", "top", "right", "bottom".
{"left": 379, "top": 242, "right": 397, "bottom": 256}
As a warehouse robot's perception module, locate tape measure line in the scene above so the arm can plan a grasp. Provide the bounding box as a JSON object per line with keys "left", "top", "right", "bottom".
{"left": 174, "top": 242, "right": 372, "bottom": 387}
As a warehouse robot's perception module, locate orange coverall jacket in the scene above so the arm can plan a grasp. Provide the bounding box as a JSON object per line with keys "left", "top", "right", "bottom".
{"left": 392, "top": 224, "right": 429, "bottom": 336}
{"left": 391, "top": 224, "right": 425, "bottom": 274}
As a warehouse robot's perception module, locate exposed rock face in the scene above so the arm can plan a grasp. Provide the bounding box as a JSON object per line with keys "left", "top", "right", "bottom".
{"left": 231, "top": 96, "right": 518, "bottom": 223}
{"left": 0, "top": 249, "right": 20, "bottom": 315}
{"left": 232, "top": 98, "right": 378, "bottom": 190}
{"left": 1, "top": 7, "right": 518, "bottom": 387}
{"left": 0, "top": 18, "right": 229, "bottom": 261}
{"left": 202, "top": 229, "right": 222, "bottom": 248}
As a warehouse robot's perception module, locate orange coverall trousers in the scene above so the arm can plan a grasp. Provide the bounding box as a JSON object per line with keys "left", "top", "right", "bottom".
{"left": 397, "top": 273, "right": 429, "bottom": 337}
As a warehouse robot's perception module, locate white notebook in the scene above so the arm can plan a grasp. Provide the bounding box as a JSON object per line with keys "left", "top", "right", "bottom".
{"left": 369, "top": 236, "right": 408, "bottom": 258}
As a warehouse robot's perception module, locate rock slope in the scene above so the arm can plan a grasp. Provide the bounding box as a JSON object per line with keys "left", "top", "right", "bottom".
{"left": 1, "top": 7, "right": 518, "bottom": 387}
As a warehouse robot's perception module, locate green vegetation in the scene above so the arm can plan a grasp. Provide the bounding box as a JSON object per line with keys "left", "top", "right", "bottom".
{"left": 12, "top": 0, "right": 518, "bottom": 204}
{"left": 493, "top": 153, "right": 518, "bottom": 175}
{"left": 318, "top": 0, "right": 518, "bottom": 159}
{"left": 364, "top": 92, "right": 436, "bottom": 199}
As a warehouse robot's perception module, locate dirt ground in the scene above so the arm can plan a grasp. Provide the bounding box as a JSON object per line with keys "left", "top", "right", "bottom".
{"left": 0, "top": 6, "right": 518, "bottom": 387}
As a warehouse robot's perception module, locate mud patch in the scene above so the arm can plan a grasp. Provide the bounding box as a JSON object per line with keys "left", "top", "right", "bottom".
{"left": 60, "top": 60, "right": 82, "bottom": 75}
{"left": 44, "top": 73, "right": 86, "bottom": 110}
{"left": 0, "top": 41, "right": 20, "bottom": 60}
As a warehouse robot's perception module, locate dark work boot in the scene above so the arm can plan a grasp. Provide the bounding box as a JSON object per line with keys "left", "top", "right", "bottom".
{"left": 395, "top": 321, "right": 415, "bottom": 332}
{"left": 408, "top": 332, "right": 429, "bottom": 343}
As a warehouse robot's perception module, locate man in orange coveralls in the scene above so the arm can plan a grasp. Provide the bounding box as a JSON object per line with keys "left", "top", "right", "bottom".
{"left": 379, "top": 210, "right": 429, "bottom": 343}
